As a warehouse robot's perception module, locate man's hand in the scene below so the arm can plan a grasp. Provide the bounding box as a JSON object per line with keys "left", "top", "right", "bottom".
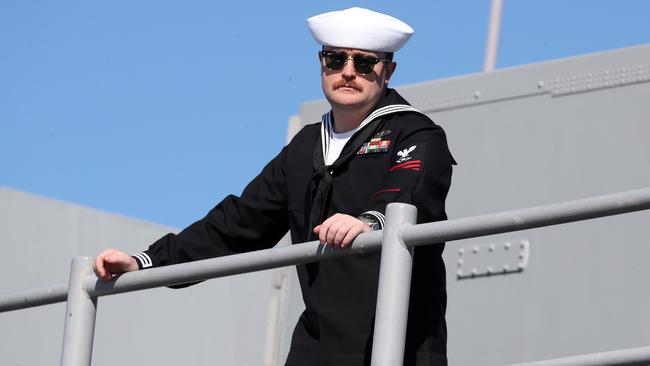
{"left": 313, "top": 213, "right": 372, "bottom": 248}
{"left": 94, "top": 248, "right": 139, "bottom": 281}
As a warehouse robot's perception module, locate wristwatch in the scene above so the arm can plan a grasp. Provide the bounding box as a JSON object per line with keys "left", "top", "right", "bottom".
{"left": 358, "top": 213, "right": 381, "bottom": 231}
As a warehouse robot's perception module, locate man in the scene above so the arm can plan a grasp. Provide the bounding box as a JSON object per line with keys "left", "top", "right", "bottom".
{"left": 95, "top": 7, "right": 454, "bottom": 366}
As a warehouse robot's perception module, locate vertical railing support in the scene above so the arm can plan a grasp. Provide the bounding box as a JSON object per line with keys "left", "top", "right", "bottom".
{"left": 61, "top": 257, "right": 98, "bottom": 366}
{"left": 371, "top": 203, "right": 417, "bottom": 366}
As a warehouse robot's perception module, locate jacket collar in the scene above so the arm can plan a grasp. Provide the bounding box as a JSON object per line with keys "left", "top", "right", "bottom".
{"left": 319, "top": 88, "right": 422, "bottom": 163}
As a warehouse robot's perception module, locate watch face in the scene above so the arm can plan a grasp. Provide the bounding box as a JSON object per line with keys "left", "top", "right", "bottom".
{"left": 359, "top": 215, "right": 380, "bottom": 230}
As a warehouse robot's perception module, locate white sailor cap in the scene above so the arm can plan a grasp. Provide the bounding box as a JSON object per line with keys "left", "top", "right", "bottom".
{"left": 307, "top": 7, "right": 414, "bottom": 53}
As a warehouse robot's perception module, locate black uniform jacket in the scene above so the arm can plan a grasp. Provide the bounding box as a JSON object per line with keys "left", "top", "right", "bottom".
{"left": 134, "top": 89, "right": 455, "bottom": 366}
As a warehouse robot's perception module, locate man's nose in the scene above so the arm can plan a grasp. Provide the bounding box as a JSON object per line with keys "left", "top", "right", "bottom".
{"left": 341, "top": 58, "right": 356, "bottom": 79}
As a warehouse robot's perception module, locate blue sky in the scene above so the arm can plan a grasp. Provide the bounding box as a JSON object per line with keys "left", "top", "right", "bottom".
{"left": 2, "top": 1, "right": 650, "bottom": 228}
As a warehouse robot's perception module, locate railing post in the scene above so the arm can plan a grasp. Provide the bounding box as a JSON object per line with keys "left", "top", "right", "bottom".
{"left": 61, "top": 257, "right": 97, "bottom": 366}
{"left": 371, "top": 203, "right": 417, "bottom": 366}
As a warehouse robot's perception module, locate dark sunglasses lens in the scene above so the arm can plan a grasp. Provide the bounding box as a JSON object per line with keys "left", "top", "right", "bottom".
{"left": 322, "top": 51, "right": 381, "bottom": 74}
{"left": 353, "top": 55, "right": 379, "bottom": 74}
{"left": 323, "top": 52, "right": 347, "bottom": 70}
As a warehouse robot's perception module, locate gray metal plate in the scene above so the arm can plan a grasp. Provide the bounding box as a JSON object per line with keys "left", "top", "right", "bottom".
{"left": 456, "top": 239, "right": 529, "bottom": 279}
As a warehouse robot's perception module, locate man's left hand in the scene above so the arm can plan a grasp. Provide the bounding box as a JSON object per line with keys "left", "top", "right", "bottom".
{"left": 313, "top": 213, "right": 372, "bottom": 248}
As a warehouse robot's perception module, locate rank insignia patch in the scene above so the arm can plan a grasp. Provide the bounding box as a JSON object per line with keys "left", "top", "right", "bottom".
{"left": 358, "top": 137, "right": 391, "bottom": 155}
{"left": 396, "top": 145, "right": 417, "bottom": 163}
{"left": 390, "top": 143, "right": 427, "bottom": 172}
{"left": 390, "top": 160, "right": 421, "bottom": 172}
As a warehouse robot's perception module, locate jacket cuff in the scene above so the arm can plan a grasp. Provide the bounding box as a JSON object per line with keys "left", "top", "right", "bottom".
{"left": 358, "top": 210, "right": 385, "bottom": 230}
{"left": 132, "top": 252, "right": 153, "bottom": 269}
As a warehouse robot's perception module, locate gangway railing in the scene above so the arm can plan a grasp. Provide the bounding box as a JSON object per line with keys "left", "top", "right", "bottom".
{"left": 2, "top": 187, "right": 650, "bottom": 366}
{"left": 511, "top": 345, "right": 650, "bottom": 366}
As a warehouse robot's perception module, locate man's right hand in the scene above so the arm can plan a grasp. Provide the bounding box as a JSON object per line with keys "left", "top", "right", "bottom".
{"left": 94, "top": 248, "right": 139, "bottom": 281}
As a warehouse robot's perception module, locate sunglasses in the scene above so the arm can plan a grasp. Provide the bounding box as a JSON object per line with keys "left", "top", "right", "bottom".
{"left": 319, "top": 50, "right": 391, "bottom": 75}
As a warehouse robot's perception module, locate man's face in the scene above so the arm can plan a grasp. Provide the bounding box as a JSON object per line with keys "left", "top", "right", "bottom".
{"left": 320, "top": 47, "right": 396, "bottom": 114}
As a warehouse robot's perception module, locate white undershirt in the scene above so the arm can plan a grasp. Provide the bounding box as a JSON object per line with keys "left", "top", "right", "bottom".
{"left": 325, "top": 127, "right": 360, "bottom": 165}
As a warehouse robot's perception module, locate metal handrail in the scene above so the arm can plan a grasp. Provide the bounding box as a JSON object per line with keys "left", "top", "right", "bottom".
{"left": 87, "top": 230, "right": 383, "bottom": 298}
{"left": 1, "top": 187, "right": 650, "bottom": 366}
{"left": 401, "top": 187, "right": 650, "bottom": 246}
{"left": 511, "top": 345, "right": 650, "bottom": 366}
{"left": 0, "top": 283, "right": 68, "bottom": 312}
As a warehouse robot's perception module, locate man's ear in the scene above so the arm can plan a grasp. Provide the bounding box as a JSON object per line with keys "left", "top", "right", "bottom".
{"left": 385, "top": 62, "right": 397, "bottom": 84}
